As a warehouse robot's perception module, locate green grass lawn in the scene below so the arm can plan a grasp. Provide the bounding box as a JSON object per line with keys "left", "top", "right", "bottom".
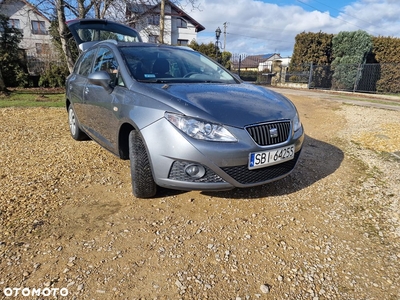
{"left": 0, "top": 88, "right": 65, "bottom": 108}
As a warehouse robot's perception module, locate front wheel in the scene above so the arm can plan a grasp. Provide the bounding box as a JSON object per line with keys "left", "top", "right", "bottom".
{"left": 129, "top": 131, "right": 157, "bottom": 198}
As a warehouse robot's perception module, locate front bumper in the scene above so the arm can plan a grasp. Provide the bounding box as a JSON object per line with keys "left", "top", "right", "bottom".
{"left": 140, "top": 118, "right": 304, "bottom": 191}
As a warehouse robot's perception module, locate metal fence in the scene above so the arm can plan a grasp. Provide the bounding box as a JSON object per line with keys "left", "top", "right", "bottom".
{"left": 285, "top": 63, "right": 383, "bottom": 93}
{"left": 230, "top": 54, "right": 276, "bottom": 84}
{"left": 230, "top": 54, "right": 400, "bottom": 94}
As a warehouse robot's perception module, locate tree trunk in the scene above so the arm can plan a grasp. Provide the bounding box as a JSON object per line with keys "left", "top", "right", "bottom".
{"left": 77, "top": 0, "right": 86, "bottom": 18}
{"left": 0, "top": 68, "right": 8, "bottom": 94}
{"left": 159, "top": 0, "right": 165, "bottom": 44}
{"left": 56, "top": 0, "right": 75, "bottom": 73}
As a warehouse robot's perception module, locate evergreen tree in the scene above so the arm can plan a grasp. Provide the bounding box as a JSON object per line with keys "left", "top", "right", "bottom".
{"left": 331, "top": 30, "right": 372, "bottom": 90}
{"left": 290, "top": 31, "right": 334, "bottom": 67}
{"left": 188, "top": 40, "right": 231, "bottom": 69}
{"left": 289, "top": 31, "right": 334, "bottom": 87}
{"left": 0, "top": 66, "right": 6, "bottom": 94}
{"left": 0, "top": 14, "right": 26, "bottom": 91}
{"left": 372, "top": 36, "right": 400, "bottom": 93}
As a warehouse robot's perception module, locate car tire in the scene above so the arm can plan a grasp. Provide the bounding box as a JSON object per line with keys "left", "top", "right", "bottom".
{"left": 68, "top": 104, "right": 88, "bottom": 141}
{"left": 129, "top": 130, "right": 157, "bottom": 198}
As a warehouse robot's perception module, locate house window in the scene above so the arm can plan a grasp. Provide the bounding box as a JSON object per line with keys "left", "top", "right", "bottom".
{"left": 177, "top": 18, "right": 187, "bottom": 28}
{"left": 31, "top": 20, "right": 47, "bottom": 35}
{"left": 35, "top": 43, "right": 50, "bottom": 55}
{"left": 147, "top": 15, "right": 160, "bottom": 26}
{"left": 8, "top": 19, "right": 20, "bottom": 29}
{"left": 148, "top": 35, "right": 159, "bottom": 43}
{"left": 177, "top": 39, "right": 188, "bottom": 46}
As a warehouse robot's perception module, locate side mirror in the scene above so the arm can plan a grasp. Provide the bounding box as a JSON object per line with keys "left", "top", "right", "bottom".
{"left": 88, "top": 71, "right": 113, "bottom": 93}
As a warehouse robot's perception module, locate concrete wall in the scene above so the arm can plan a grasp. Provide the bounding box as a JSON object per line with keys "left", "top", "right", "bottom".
{"left": 270, "top": 60, "right": 309, "bottom": 89}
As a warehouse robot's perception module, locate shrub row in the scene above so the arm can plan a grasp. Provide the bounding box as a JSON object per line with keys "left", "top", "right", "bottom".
{"left": 289, "top": 31, "right": 400, "bottom": 93}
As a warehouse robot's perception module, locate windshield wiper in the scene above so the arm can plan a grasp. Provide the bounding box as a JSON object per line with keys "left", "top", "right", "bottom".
{"left": 137, "top": 79, "right": 170, "bottom": 83}
{"left": 183, "top": 80, "right": 225, "bottom": 83}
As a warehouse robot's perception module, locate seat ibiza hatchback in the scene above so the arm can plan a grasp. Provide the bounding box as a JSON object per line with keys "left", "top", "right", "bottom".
{"left": 66, "top": 19, "right": 304, "bottom": 198}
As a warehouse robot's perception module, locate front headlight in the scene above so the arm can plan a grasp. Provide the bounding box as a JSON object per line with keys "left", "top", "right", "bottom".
{"left": 293, "top": 112, "right": 302, "bottom": 132}
{"left": 165, "top": 112, "right": 237, "bottom": 142}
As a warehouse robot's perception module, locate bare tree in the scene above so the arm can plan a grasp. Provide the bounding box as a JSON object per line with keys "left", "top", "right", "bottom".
{"left": 159, "top": 0, "right": 165, "bottom": 43}
{"left": 55, "top": 0, "right": 75, "bottom": 73}
{"left": 33, "top": 0, "right": 95, "bottom": 72}
{"left": 125, "top": 0, "right": 200, "bottom": 44}
{"left": 93, "top": 0, "right": 116, "bottom": 18}
{"left": 36, "top": 0, "right": 200, "bottom": 72}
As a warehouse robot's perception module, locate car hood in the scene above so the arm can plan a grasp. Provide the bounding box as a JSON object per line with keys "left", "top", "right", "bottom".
{"left": 148, "top": 83, "right": 297, "bottom": 127}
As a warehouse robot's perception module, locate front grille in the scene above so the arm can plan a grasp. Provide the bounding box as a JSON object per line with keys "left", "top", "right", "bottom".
{"left": 169, "top": 161, "right": 225, "bottom": 183}
{"left": 221, "top": 151, "right": 300, "bottom": 184}
{"left": 246, "top": 121, "right": 291, "bottom": 146}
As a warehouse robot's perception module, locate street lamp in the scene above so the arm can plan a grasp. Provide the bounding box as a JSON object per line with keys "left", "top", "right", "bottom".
{"left": 215, "top": 27, "right": 221, "bottom": 59}
{"left": 215, "top": 27, "right": 221, "bottom": 40}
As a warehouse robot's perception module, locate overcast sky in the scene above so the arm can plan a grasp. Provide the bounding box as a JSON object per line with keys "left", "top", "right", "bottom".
{"left": 186, "top": 0, "right": 400, "bottom": 57}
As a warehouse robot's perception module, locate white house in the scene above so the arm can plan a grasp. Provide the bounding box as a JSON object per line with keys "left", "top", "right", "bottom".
{"left": 0, "top": 0, "right": 53, "bottom": 57}
{"left": 257, "top": 54, "right": 282, "bottom": 72}
{"left": 125, "top": 0, "right": 205, "bottom": 46}
{"left": 232, "top": 53, "right": 282, "bottom": 72}
{"left": 273, "top": 57, "right": 291, "bottom": 68}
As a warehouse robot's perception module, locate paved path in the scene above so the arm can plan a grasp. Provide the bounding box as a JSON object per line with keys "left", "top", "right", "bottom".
{"left": 268, "top": 86, "right": 400, "bottom": 111}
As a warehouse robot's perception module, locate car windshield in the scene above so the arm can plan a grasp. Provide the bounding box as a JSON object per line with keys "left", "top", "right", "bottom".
{"left": 120, "top": 46, "right": 237, "bottom": 84}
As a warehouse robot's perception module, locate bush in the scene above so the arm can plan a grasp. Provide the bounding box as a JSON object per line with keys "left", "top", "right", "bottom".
{"left": 331, "top": 30, "right": 372, "bottom": 91}
{"left": 39, "top": 64, "right": 69, "bottom": 88}
{"left": 238, "top": 70, "right": 258, "bottom": 82}
{"left": 15, "top": 68, "right": 29, "bottom": 87}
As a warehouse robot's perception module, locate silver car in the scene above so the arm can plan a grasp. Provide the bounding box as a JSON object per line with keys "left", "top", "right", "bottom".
{"left": 66, "top": 19, "right": 304, "bottom": 198}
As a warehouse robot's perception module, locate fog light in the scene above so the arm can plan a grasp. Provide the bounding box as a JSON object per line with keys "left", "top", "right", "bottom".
{"left": 184, "top": 164, "right": 206, "bottom": 179}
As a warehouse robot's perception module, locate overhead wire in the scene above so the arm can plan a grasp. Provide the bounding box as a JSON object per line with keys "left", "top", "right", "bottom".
{"left": 220, "top": 21, "right": 298, "bottom": 45}
{"left": 295, "top": 0, "right": 381, "bottom": 36}
{"left": 309, "top": 0, "right": 377, "bottom": 27}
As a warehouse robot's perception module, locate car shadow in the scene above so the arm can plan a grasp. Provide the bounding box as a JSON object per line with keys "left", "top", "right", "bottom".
{"left": 200, "top": 134, "right": 344, "bottom": 199}
{"left": 154, "top": 135, "right": 344, "bottom": 199}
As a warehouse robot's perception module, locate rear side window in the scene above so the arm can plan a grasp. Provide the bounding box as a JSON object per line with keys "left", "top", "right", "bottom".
{"left": 76, "top": 48, "right": 97, "bottom": 76}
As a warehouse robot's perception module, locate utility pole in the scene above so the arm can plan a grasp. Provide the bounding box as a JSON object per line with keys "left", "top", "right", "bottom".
{"left": 223, "top": 22, "right": 227, "bottom": 52}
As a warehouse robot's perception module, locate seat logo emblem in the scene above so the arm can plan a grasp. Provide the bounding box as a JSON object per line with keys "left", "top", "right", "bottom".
{"left": 269, "top": 128, "right": 278, "bottom": 138}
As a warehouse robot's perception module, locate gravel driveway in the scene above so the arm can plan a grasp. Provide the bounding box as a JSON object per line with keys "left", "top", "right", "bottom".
{"left": 1, "top": 88, "right": 399, "bottom": 299}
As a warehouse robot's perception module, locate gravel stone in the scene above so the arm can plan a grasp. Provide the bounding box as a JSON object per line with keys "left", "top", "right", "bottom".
{"left": 260, "top": 284, "right": 270, "bottom": 294}
{"left": 0, "top": 89, "right": 399, "bottom": 299}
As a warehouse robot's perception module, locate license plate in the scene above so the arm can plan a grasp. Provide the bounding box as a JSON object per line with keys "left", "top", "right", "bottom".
{"left": 249, "top": 145, "right": 295, "bottom": 170}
